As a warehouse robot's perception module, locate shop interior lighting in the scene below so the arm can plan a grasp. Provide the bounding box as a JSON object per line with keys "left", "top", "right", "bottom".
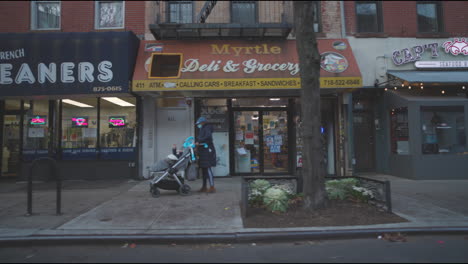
{"left": 394, "top": 87, "right": 397, "bottom": 90}
{"left": 269, "top": 98, "right": 281, "bottom": 101}
{"left": 102, "top": 97, "right": 135, "bottom": 107}
{"left": 62, "top": 99, "right": 94, "bottom": 108}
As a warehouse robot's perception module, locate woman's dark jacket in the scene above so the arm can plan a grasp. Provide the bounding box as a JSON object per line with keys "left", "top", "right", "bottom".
{"left": 196, "top": 123, "right": 217, "bottom": 168}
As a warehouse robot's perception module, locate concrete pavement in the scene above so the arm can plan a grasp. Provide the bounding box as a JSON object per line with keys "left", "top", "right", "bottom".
{"left": 0, "top": 174, "right": 468, "bottom": 244}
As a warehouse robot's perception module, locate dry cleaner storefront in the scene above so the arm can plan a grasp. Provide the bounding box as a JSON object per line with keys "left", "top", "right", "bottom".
{"left": 133, "top": 39, "right": 362, "bottom": 178}
{"left": 0, "top": 31, "right": 140, "bottom": 180}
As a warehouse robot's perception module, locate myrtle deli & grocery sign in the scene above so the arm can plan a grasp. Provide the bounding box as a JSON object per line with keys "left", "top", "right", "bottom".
{"left": 132, "top": 39, "right": 362, "bottom": 91}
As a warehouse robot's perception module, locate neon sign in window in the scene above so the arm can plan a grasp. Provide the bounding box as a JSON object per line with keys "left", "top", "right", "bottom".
{"left": 109, "top": 116, "right": 126, "bottom": 128}
{"left": 72, "top": 117, "right": 89, "bottom": 128}
{"left": 29, "top": 115, "right": 47, "bottom": 126}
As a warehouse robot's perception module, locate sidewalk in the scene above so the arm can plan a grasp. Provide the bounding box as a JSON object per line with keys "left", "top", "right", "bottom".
{"left": 1, "top": 174, "right": 468, "bottom": 244}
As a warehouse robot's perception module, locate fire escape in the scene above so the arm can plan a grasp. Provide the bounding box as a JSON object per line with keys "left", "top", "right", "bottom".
{"left": 149, "top": 1, "right": 293, "bottom": 40}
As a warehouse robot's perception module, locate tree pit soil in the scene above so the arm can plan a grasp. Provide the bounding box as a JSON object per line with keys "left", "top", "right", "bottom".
{"left": 243, "top": 199, "right": 408, "bottom": 228}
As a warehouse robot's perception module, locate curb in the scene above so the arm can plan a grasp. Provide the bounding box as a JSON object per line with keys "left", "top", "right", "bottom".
{"left": 1, "top": 227, "right": 468, "bottom": 246}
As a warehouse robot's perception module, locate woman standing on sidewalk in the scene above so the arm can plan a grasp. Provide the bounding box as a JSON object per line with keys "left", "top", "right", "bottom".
{"left": 195, "top": 116, "right": 217, "bottom": 193}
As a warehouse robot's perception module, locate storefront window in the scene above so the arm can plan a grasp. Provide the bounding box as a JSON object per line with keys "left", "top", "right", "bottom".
{"left": 99, "top": 97, "right": 137, "bottom": 160}
{"left": 199, "top": 99, "right": 228, "bottom": 132}
{"left": 390, "top": 107, "right": 409, "bottom": 155}
{"left": 199, "top": 99, "right": 229, "bottom": 176}
{"left": 421, "top": 106, "right": 466, "bottom": 154}
{"left": 23, "top": 100, "right": 49, "bottom": 161}
{"left": 61, "top": 98, "right": 98, "bottom": 160}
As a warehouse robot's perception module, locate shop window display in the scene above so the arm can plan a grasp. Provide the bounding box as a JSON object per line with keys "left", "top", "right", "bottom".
{"left": 421, "top": 106, "right": 466, "bottom": 154}
{"left": 99, "top": 97, "right": 137, "bottom": 160}
{"left": 61, "top": 98, "right": 98, "bottom": 160}
{"left": 390, "top": 107, "right": 409, "bottom": 155}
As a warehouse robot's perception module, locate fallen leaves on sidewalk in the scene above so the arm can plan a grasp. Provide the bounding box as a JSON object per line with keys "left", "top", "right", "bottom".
{"left": 121, "top": 242, "right": 137, "bottom": 248}
{"left": 381, "top": 232, "right": 407, "bottom": 242}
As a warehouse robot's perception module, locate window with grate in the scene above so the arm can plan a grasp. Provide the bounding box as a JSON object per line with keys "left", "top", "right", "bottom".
{"left": 231, "top": 1, "right": 257, "bottom": 24}
{"left": 417, "top": 2, "right": 443, "bottom": 33}
{"left": 355, "top": 1, "right": 382, "bottom": 33}
{"left": 168, "top": 1, "right": 193, "bottom": 23}
{"left": 31, "top": 1, "right": 61, "bottom": 30}
{"left": 95, "top": 1, "right": 124, "bottom": 29}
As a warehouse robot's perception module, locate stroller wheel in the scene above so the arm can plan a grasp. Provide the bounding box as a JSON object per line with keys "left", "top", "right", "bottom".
{"left": 150, "top": 186, "right": 160, "bottom": 198}
{"left": 179, "top": 184, "right": 191, "bottom": 196}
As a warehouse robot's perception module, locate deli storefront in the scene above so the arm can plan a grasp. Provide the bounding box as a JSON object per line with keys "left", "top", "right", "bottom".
{"left": 0, "top": 31, "right": 140, "bottom": 180}
{"left": 133, "top": 39, "right": 362, "bottom": 178}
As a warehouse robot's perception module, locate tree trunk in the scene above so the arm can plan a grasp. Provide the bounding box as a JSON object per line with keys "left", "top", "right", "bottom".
{"left": 294, "top": 1, "right": 326, "bottom": 210}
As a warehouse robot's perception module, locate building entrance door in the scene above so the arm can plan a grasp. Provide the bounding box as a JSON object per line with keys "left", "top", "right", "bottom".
{"left": 1, "top": 113, "right": 21, "bottom": 178}
{"left": 232, "top": 109, "right": 289, "bottom": 175}
{"left": 353, "top": 110, "right": 375, "bottom": 172}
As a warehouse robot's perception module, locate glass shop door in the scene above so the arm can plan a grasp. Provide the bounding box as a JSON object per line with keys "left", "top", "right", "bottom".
{"left": 232, "top": 109, "right": 289, "bottom": 175}
{"left": 1, "top": 113, "right": 21, "bottom": 178}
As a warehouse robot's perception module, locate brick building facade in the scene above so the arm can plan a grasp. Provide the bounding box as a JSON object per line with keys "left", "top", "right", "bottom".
{"left": 0, "top": 1, "right": 145, "bottom": 38}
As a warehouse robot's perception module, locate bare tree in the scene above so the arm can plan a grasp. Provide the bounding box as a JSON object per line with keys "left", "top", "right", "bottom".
{"left": 294, "top": 1, "right": 326, "bottom": 210}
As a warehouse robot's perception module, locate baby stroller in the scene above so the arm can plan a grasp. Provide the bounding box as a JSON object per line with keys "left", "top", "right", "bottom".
{"left": 147, "top": 136, "right": 197, "bottom": 198}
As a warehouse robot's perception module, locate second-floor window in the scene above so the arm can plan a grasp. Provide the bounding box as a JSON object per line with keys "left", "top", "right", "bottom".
{"left": 95, "top": 1, "right": 124, "bottom": 29}
{"left": 417, "top": 2, "right": 443, "bottom": 33}
{"left": 231, "top": 1, "right": 257, "bottom": 24}
{"left": 31, "top": 1, "right": 61, "bottom": 30}
{"left": 356, "top": 1, "right": 382, "bottom": 33}
{"left": 169, "top": 1, "right": 193, "bottom": 23}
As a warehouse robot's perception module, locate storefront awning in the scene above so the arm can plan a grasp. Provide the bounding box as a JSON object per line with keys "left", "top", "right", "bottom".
{"left": 132, "top": 39, "right": 362, "bottom": 93}
{"left": 387, "top": 70, "right": 468, "bottom": 84}
{"left": 0, "top": 31, "right": 140, "bottom": 98}
{"left": 388, "top": 89, "right": 468, "bottom": 102}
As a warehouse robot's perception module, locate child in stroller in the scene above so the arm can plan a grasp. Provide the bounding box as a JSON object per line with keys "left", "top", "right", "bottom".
{"left": 147, "top": 136, "right": 197, "bottom": 197}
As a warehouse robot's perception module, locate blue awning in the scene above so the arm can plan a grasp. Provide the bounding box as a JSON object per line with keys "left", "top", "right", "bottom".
{"left": 387, "top": 70, "right": 468, "bottom": 84}
{"left": 0, "top": 31, "right": 140, "bottom": 97}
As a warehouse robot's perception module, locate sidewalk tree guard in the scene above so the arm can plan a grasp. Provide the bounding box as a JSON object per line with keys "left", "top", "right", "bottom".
{"left": 294, "top": 1, "right": 326, "bottom": 210}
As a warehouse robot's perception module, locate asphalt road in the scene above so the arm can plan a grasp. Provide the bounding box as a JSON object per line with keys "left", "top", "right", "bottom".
{"left": 1, "top": 234, "right": 467, "bottom": 263}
